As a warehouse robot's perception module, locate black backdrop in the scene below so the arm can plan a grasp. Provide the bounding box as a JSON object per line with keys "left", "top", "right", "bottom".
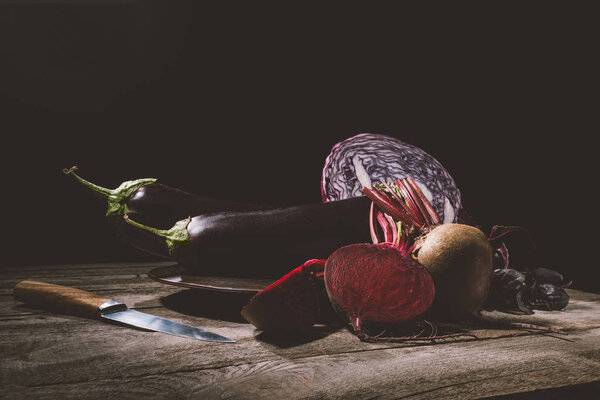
{"left": 1, "top": 3, "right": 596, "bottom": 292}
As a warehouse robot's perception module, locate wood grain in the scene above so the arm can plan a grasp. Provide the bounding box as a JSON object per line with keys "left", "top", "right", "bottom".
{"left": 1, "top": 262, "right": 599, "bottom": 399}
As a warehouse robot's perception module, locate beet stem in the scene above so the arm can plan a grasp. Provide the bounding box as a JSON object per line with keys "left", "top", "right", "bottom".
{"left": 365, "top": 178, "right": 442, "bottom": 240}
{"left": 488, "top": 225, "right": 536, "bottom": 249}
{"left": 369, "top": 202, "right": 380, "bottom": 244}
{"left": 382, "top": 181, "right": 414, "bottom": 219}
{"left": 395, "top": 179, "right": 426, "bottom": 227}
{"left": 385, "top": 214, "right": 399, "bottom": 246}
{"left": 404, "top": 178, "right": 441, "bottom": 225}
{"left": 497, "top": 242, "right": 510, "bottom": 269}
{"left": 377, "top": 211, "right": 393, "bottom": 243}
{"left": 362, "top": 187, "right": 416, "bottom": 227}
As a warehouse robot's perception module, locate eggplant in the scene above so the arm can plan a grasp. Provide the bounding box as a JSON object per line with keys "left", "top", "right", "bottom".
{"left": 124, "top": 196, "right": 372, "bottom": 278}
{"left": 64, "top": 167, "right": 270, "bottom": 257}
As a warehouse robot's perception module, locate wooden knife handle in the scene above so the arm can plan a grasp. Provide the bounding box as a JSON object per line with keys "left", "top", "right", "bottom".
{"left": 13, "top": 280, "right": 112, "bottom": 319}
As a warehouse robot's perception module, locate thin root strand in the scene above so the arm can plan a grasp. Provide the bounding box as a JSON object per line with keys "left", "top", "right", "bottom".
{"left": 355, "top": 320, "right": 478, "bottom": 343}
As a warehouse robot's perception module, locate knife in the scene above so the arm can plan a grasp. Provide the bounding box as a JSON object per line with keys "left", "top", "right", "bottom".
{"left": 13, "top": 280, "right": 235, "bottom": 343}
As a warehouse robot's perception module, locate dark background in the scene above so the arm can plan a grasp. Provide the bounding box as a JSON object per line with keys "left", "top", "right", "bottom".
{"left": 1, "top": 3, "right": 596, "bottom": 292}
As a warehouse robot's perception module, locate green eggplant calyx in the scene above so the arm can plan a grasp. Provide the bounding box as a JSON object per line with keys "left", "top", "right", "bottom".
{"left": 105, "top": 178, "right": 157, "bottom": 218}
{"left": 63, "top": 166, "right": 156, "bottom": 219}
{"left": 124, "top": 215, "right": 190, "bottom": 256}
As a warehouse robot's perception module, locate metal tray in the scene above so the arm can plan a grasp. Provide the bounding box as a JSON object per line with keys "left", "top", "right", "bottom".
{"left": 148, "top": 264, "right": 273, "bottom": 294}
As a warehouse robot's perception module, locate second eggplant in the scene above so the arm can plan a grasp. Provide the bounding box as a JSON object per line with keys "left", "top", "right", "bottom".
{"left": 124, "top": 196, "right": 372, "bottom": 278}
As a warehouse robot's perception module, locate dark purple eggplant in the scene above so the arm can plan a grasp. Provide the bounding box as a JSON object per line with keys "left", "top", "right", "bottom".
{"left": 124, "top": 196, "right": 372, "bottom": 278}
{"left": 64, "top": 166, "right": 268, "bottom": 227}
{"left": 64, "top": 167, "right": 270, "bottom": 257}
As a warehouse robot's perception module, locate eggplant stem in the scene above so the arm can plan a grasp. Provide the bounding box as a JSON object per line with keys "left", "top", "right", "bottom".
{"left": 63, "top": 166, "right": 113, "bottom": 198}
{"left": 63, "top": 166, "right": 157, "bottom": 218}
{"left": 123, "top": 214, "right": 190, "bottom": 256}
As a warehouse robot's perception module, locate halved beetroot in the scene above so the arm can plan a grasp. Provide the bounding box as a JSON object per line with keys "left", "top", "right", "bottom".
{"left": 325, "top": 243, "right": 435, "bottom": 336}
{"left": 241, "top": 259, "right": 331, "bottom": 333}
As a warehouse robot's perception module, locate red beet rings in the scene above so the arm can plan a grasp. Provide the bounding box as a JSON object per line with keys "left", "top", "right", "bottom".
{"left": 324, "top": 243, "right": 435, "bottom": 334}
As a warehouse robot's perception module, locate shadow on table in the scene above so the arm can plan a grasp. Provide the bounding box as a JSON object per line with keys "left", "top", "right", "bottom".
{"left": 160, "top": 288, "right": 345, "bottom": 347}
{"left": 160, "top": 288, "right": 254, "bottom": 323}
{"left": 254, "top": 324, "right": 344, "bottom": 348}
{"left": 481, "top": 380, "right": 600, "bottom": 399}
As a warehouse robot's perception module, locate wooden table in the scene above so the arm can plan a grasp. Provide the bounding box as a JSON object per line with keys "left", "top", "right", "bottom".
{"left": 1, "top": 262, "right": 599, "bottom": 399}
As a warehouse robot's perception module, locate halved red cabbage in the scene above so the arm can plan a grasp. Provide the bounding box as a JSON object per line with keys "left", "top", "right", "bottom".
{"left": 321, "top": 133, "right": 461, "bottom": 223}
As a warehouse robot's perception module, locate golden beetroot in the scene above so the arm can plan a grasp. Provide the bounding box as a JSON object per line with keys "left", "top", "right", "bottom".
{"left": 414, "top": 223, "right": 492, "bottom": 319}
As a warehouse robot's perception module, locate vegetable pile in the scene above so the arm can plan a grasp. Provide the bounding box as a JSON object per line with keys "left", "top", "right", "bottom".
{"left": 67, "top": 133, "right": 571, "bottom": 342}
{"left": 360, "top": 178, "right": 493, "bottom": 320}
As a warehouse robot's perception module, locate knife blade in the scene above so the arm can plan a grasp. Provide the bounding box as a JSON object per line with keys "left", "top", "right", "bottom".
{"left": 13, "top": 280, "right": 235, "bottom": 343}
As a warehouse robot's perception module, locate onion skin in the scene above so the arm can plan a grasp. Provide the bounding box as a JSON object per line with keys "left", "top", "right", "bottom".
{"left": 414, "top": 223, "right": 493, "bottom": 319}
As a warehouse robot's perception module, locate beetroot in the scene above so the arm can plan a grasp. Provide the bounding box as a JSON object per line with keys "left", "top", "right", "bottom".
{"left": 241, "top": 259, "right": 330, "bottom": 333}
{"left": 413, "top": 223, "right": 493, "bottom": 318}
{"left": 324, "top": 243, "right": 435, "bottom": 337}
{"left": 363, "top": 178, "right": 493, "bottom": 320}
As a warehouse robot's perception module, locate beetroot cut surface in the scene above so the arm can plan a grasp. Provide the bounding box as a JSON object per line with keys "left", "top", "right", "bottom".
{"left": 324, "top": 243, "right": 435, "bottom": 335}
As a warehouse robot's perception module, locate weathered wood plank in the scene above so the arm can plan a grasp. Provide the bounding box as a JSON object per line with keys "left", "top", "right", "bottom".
{"left": 1, "top": 288, "right": 599, "bottom": 389}
{"left": 3, "top": 285, "right": 598, "bottom": 333}
{"left": 2, "top": 262, "right": 600, "bottom": 400}
{"left": 1, "top": 328, "right": 599, "bottom": 399}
